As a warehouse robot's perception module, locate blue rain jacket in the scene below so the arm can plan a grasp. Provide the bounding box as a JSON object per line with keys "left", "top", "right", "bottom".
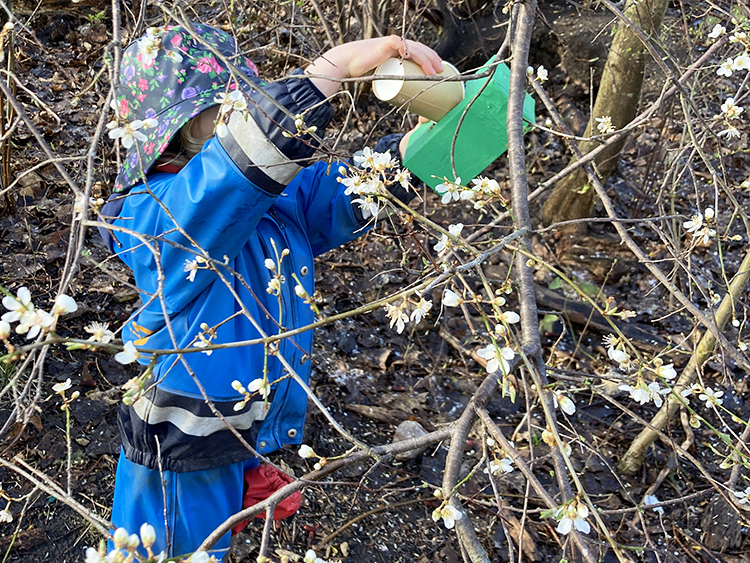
{"left": 109, "top": 136, "right": 367, "bottom": 473}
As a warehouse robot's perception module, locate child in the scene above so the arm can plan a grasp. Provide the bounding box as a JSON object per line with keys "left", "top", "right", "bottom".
{"left": 100, "top": 22, "right": 442, "bottom": 558}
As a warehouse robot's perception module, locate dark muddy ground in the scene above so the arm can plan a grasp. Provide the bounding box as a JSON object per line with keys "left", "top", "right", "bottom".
{"left": 1, "top": 1, "right": 749, "bottom": 563}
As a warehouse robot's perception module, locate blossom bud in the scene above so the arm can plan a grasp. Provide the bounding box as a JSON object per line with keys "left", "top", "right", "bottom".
{"left": 107, "top": 550, "right": 126, "bottom": 563}
{"left": 298, "top": 444, "right": 315, "bottom": 459}
{"left": 0, "top": 320, "right": 10, "bottom": 339}
{"left": 84, "top": 546, "right": 103, "bottom": 563}
{"left": 264, "top": 258, "right": 275, "bottom": 271}
{"left": 52, "top": 294, "right": 78, "bottom": 316}
{"left": 112, "top": 527, "right": 129, "bottom": 550}
{"left": 200, "top": 322, "right": 210, "bottom": 331}
{"left": 281, "top": 248, "right": 290, "bottom": 257}
{"left": 304, "top": 550, "right": 317, "bottom": 563}
{"left": 126, "top": 533, "right": 140, "bottom": 551}
{"left": 294, "top": 285, "right": 306, "bottom": 298}
{"left": 70, "top": 391, "right": 80, "bottom": 401}
{"left": 140, "top": 523, "right": 156, "bottom": 548}
{"left": 190, "top": 551, "right": 210, "bottom": 563}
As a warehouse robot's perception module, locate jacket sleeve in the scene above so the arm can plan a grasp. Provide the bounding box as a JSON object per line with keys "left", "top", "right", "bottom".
{"left": 285, "top": 160, "right": 370, "bottom": 257}
{"left": 289, "top": 133, "right": 420, "bottom": 256}
{"left": 217, "top": 70, "right": 333, "bottom": 195}
{"left": 113, "top": 139, "right": 279, "bottom": 326}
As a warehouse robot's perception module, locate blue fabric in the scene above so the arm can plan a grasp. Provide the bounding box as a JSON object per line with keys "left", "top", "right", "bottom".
{"left": 111, "top": 449, "right": 245, "bottom": 558}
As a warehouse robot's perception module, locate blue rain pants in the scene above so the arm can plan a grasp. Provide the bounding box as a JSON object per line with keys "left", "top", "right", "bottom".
{"left": 111, "top": 449, "right": 259, "bottom": 558}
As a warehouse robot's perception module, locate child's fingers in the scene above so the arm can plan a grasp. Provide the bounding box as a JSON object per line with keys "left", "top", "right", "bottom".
{"left": 401, "top": 40, "right": 443, "bottom": 75}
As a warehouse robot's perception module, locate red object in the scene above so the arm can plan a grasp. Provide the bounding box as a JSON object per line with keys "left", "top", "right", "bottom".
{"left": 231, "top": 465, "right": 302, "bottom": 534}
{"left": 151, "top": 163, "right": 183, "bottom": 174}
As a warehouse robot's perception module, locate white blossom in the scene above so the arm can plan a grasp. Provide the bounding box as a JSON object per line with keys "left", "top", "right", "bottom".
{"left": 595, "top": 115, "right": 615, "bottom": 134}
{"left": 108, "top": 119, "right": 149, "bottom": 149}
{"left": 707, "top": 24, "right": 726, "bottom": 39}
{"left": 718, "top": 126, "right": 741, "bottom": 139}
{"left": 721, "top": 97, "right": 744, "bottom": 120}
{"left": 189, "top": 552, "right": 210, "bottom": 563}
{"left": 434, "top": 223, "right": 464, "bottom": 254}
{"left": 733, "top": 486, "right": 750, "bottom": 505}
{"left": 214, "top": 90, "right": 248, "bottom": 114}
{"left": 137, "top": 29, "right": 163, "bottom": 66}
{"left": 555, "top": 501, "right": 590, "bottom": 535}
{"left": 115, "top": 341, "right": 141, "bottom": 365}
{"left": 698, "top": 386, "right": 724, "bottom": 406}
{"left": 683, "top": 213, "right": 703, "bottom": 233}
{"left": 52, "top": 294, "right": 78, "bottom": 316}
{"left": 126, "top": 534, "right": 140, "bottom": 551}
{"left": 442, "top": 289, "right": 462, "bottom": 307}
{"left": 247, "top": 377, "right": 271, "bottom": 399}
{"left": 52, "top": 378, "right": 72, "bottom": 394}
{"left": 732, "top": 53, "right": 750, "bottom": 71}
{"left": 484, "top": 457, "right": 514, "bottom": 474}
{"left": 352, "top": 147, "right": 395, "bottom": 171}
{"left": 2, "top": 286, "right": 33, "bottom": 323}
{"left": 216, "top": 122, "right": 229, "bottom": 138}
{"left": 164, "top": 49, "right": 183, "bottom": 63}
{"left": 16, "top": 308, "right": 54, "bottom": 339}
{"left": 352, "top": 197, "right": 380, "bottom": 219}
{"left": 84, "top": 322, "right": 115, "bottom": 344}
{"left": 653, "top": 362, "right": 677, "bottom": 380}
{"left": 410, "top": 298, "right": 433, "bottom": 323}
{"left": 477, "top": 344, "right": 515, "bottom": 374}
{"left": 394, "top": 168, "right": 411, "bottom": 188}
{"left": 435, "top": 177, "right": 462, "bottom": 204}
{"left": 184, "top": 257, "right": 207, "bottom": 282}
{"left": 432, "top": 504, "right": 463, "bottom": 529}
{"left": 299, "top": 444, "right": 316, "bottom": 459}
{"left": 717, "top": 58, "right": 734, "bottom": 77}
{"left": 384, "top": 302, "right": 409, "bottom": 334}
{"left": 607, "top": 345, "right": 629, "bottom": 365}
{"left": 192, "top": 339, "right": 212, "bottom": 356}
{"left": 499, "top": 311, "right": 520, "bottom": 324}
{"left": 619, "top": 381, "right": 670, "bottom": 408}
{"left": 553, "top": 390, "right": 576, "bottom": 415}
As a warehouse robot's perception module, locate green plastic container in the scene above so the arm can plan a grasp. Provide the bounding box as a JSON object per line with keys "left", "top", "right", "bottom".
{"left": 402, "top": 59, "right": 536, "bottom": 190}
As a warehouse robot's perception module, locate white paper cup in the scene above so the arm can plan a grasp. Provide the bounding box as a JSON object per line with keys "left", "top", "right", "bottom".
{"left": 372, "top": 58, "right": 464, "bottom": 122}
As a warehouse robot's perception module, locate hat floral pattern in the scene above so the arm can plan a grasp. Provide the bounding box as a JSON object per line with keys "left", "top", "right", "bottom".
{"left": 109, "top": 23, "right": 259, "bottom": 193}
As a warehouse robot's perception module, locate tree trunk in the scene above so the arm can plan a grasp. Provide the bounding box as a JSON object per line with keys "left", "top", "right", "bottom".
{"left": 541, "top": 0, "right": 669, "bottom": 230}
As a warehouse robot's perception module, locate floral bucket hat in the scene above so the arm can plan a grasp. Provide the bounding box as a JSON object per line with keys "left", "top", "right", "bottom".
{"left": 109, "top": 23, "right": 259, "bottom": 193}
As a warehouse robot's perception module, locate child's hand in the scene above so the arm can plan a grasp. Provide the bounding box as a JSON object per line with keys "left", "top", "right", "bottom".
{"left": 399, "top": 116, "right": 431, "bottom": 159}
{"left": 306, "top": 36, "right": 443, "bottom": 97}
